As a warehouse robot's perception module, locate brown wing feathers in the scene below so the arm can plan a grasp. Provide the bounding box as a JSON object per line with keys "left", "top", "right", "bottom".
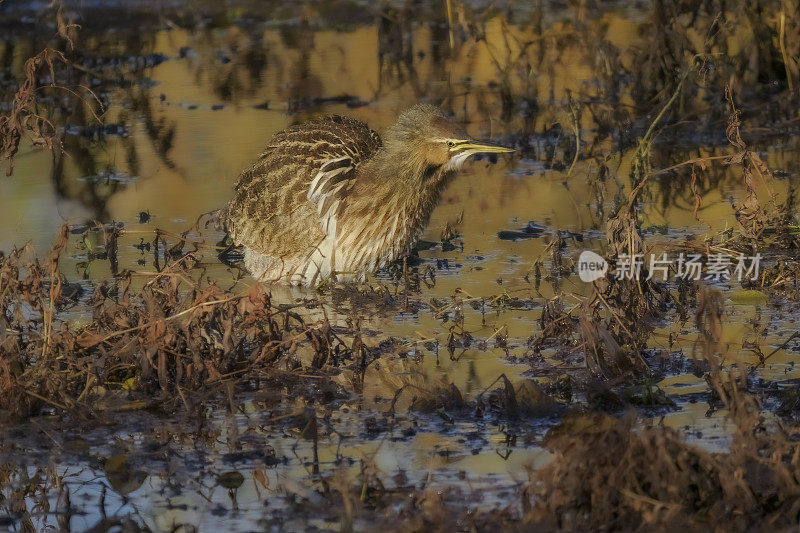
{"left": 222, "top": 115, "right": 381, "bottom": 258}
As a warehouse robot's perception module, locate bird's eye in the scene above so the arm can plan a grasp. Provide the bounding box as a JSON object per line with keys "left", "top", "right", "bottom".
{"left": 446, "top": 140, "right": 456, "bottom": 147}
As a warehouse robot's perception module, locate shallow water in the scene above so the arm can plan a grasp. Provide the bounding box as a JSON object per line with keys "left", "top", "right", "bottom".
{"left": 2, "top": 0, "right": 800, "bottom": 530}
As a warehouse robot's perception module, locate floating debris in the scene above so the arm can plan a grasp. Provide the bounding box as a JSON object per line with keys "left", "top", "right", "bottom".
{"left": 64, "top": 123, "right": 130, "bottom": 138}
{"left": 497, "top": 221, "right": 547, "bottom": 241}
{"left": 287, "top": 95, "right": 368, "bottom": 112}
{"left": 76, "top": 169, "right": 136, "bottom": 184}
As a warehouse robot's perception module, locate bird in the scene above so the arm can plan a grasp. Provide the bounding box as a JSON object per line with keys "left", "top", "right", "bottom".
{"left": 221, "top": 103, "right": 513, "bottom": 286}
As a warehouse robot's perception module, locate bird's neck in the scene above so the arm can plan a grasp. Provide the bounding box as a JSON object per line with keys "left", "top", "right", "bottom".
{"left": 335, "top": 146, "right": 454, "bottom": 272}
{"left": 372, "top": 146, "right": 454, "bottom": 239}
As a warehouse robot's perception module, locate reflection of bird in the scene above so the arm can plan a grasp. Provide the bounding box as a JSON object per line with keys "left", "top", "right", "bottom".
{"left": 222, "top": 104, "right": 513, "bottom": 285}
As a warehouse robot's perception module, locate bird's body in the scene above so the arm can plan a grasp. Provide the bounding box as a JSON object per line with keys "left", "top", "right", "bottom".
{"left": 222, "top": 104, "right": 512, "bottom": 285}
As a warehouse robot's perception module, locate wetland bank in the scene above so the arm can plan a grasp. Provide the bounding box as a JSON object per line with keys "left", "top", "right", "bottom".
{"left": 1, "top": 0, "right": 800, "bottom": 530}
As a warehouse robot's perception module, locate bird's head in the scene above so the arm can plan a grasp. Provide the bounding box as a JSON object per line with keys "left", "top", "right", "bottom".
{"left": 385, "top": 104, "right": 514, "bottom": 176}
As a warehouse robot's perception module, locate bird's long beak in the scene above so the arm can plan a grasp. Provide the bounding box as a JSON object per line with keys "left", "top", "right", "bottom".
{"left": 451, "top": 141, "right": 515, "bottom": 155}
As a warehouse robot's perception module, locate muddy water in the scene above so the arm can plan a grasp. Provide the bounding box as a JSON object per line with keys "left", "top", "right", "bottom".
{"left": 1, "top": 0, "right": 800, "bottom": 530}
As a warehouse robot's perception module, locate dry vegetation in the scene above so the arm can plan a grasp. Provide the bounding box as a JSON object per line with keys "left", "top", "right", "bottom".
{"left": 0, "top": 225, "right": 377, "bottom": 421}
{"left": 0, "top": 0, "right": 102, "bottom": 176}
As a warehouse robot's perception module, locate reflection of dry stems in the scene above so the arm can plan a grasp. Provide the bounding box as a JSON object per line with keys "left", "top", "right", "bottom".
{"left": 779, "top": 7, "right": 795, "bottom": 91}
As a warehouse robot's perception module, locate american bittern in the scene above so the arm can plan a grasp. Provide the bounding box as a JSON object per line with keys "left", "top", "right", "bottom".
{"left": 222, "top": 104, "right": 513, "bottom": 285}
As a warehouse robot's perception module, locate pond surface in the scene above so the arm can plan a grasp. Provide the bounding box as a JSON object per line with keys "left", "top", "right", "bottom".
{"left": 1, "top": 0, "right": 800, "bottom": 530}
